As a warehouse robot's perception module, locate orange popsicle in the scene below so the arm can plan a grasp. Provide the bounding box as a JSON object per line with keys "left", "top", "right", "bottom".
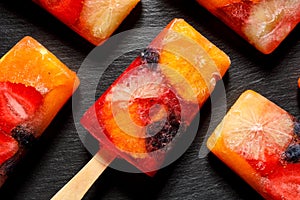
{"left": 0, "top": 36, "right": 79, "bottom": 186}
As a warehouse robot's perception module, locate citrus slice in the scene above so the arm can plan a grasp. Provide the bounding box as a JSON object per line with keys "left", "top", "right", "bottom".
{"left": 158, "top": 19, "right": 230, "bottom": 106}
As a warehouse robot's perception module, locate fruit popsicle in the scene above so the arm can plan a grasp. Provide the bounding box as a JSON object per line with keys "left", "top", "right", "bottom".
{"left": 0, "top": 36, "right": 80, "bottom": 186}
{"left": 33, "top": 0, "right": 140, "bottom": 45}
{"left": 51, "top": 18, "right": 230, "bottom": 199}
{"left": 80, "top": 18, "right": 231, "bottom": 174}
{"left": 207, "top": 90, "right": 300, "bottom": 199}
{"left": 196, "top": 0, "right": 300, "bottom": 54}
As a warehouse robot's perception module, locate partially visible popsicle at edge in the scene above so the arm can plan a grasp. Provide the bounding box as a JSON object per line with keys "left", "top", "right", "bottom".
{"left": 196, "top": 0, "right": 300, "bottom": 54}
{"left": 207, "top": 90, "right": 300, "bottom": 199}
{"left": 0, "top": 36, "right": 80, "bottom": 186}
{"left": 33, "top": 0, "right": 140, "bottom": 45}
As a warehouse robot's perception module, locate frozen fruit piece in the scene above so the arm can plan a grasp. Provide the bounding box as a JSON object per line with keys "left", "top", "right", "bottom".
{"left": 0, "top": 82, "right": 43, "bottom": 134}
{"left": 265, "top": 163, "right": 300, "bottom": 200}
{"left": 294, "top": 120, "right": 300, "bottom": 136}
{"left": 11, "top": 126, "right": 36, "bottom": 148}
{"left": 145, "top": 90, "right": 182, "bottom": 152}
{"left": 207, "top": 90, "right": 300, "bottom": 199}
{"left": 0, "top": 132, "right": 18, "bottom": 166}
{"left": 197, "top": 0, "right": 300, "bottom": 54}
{"left": 0, "top": 36, "right": 79, "bottom": 186}
{"left": 81, "top": 18, "right": 230, "bottom": 174}
{"left": 33, "top": 0, "right": 140, "bottom": 45}
{"left": 141, "top": 48, "right": 160, "bottom": 65}
{"left": 284, "top": 144, "right": 300, "bottom": 163}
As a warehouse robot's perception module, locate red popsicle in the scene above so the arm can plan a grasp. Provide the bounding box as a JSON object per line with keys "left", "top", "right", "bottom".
{"left": 51, "top": 18, "right": 230, "bottom": 199}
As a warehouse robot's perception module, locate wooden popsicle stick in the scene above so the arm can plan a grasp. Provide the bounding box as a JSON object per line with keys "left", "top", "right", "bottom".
{"left": 51, "top": 148, "right": 116, "bottom": 200}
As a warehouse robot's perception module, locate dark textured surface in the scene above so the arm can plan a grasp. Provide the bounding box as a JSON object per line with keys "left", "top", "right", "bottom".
{"left": 0, "top": 0, "right": 299, "bottom": 199}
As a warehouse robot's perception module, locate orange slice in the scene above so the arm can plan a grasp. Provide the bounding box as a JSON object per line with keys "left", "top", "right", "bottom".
{"left": 158, "top": 19, "right": 230, "bottom": 106}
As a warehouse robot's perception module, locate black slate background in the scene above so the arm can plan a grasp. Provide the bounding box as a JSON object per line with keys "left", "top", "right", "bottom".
{"left": 0, "top": 0, "right": 299, "bottom": 199}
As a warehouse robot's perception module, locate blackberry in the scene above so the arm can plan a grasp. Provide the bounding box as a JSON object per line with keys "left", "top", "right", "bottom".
{"left": 146, "top": 109, "right": 182, "bottom": 152}
{"left": 294, "top": 121, "right": 300, "bottom": 137}
{"left": 11, "top": 126, "right": 36, "bottom": 148}
{"left": 284, "top": 144, "right": 300, "bottom": 163}
{"left": 140, "top": 48, "right": 160, "bottom": 69}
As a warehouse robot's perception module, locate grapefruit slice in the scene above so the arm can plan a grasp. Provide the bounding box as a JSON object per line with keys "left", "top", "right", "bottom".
{"left": 207, "top": 90, "right": 299, "bottom": 199}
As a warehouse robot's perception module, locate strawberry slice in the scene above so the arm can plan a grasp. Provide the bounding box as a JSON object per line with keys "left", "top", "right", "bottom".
{"left": 0, "top": 82, "right": 43, "bottom": 134}
{"left": 0, "top": 131, "right": 18, "bottom": 166}
{"left": 37, "top": 0, "right": 84, "bottom": 25}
